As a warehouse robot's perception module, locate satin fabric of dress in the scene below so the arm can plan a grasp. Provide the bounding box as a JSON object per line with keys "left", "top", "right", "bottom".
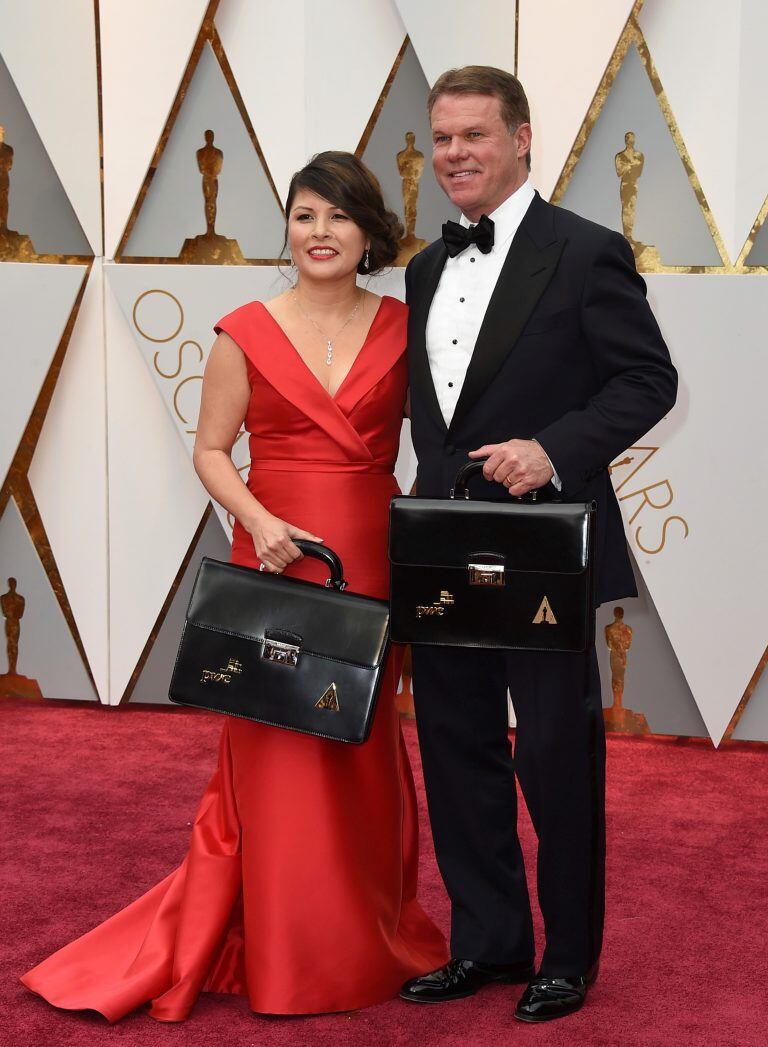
{"left": 20, "top": 295, "right": 448, "bottom": 1021}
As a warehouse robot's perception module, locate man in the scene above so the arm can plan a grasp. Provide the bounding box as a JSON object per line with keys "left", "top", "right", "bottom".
{"left": 399, "top": 67, "right": 677, "bottom": 1023}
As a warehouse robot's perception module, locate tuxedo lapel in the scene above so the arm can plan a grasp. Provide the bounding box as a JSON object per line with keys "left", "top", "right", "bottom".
{"left": 448, "top": 194, "right": 564, "bottom": 437}
{"left": 408, "top": 241, "right": 449, "bottom": 433}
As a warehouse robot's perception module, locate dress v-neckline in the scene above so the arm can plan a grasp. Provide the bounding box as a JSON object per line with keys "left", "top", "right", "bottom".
{"left": 257, "top": 296, "right": 388, "bottom": 404}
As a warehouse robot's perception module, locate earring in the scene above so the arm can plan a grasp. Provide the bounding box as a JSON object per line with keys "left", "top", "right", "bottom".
{"left": 363, "top": 248, "right": 370, "bottom": 271}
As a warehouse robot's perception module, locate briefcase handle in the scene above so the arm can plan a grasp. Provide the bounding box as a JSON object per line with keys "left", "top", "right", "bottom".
{"left": 294, "top": 539, "right": 348, "bottom": 591}
{"left": 450, "top": 459, "right": 538, "bottom": 502}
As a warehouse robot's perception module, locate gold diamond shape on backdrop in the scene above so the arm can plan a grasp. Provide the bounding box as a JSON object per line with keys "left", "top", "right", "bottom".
{"left": 0, "top": 265, "right": 98, "bottom": 697}
{"left": 356, "top": 36, "right": 461, "bottom": 264}
{"left": 722, "top": 644, "right": 768, "bottom": 742}
{"left": 739, "top": 192, "right": 768, "bottom": 270}
{"left": 0, "top": 54, "right": 93, "bottom": 264}
{"left": 115, "top": 0, "right": 284, "bottom": 265}
{"left": 550, "top": 1, "right": 734, "bottom": 274}
{"left": 120, "top": 504, "right": 212, "bottom": 705}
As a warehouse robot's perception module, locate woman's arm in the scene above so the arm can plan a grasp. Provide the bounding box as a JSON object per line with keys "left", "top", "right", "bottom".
{"left": 193, "top": 333, "right": 260, "bottom": 525}
{"left": 193, "top": 332, "right": 322, "bottom": 572}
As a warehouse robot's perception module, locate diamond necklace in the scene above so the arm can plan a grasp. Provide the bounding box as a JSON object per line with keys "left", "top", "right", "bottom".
{"left": 292, "top": 287, "right": 362, "bottom": 366}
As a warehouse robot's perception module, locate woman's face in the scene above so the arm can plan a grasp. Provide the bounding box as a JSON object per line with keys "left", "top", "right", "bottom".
{"left": 288, "top": 190, "right": 368, "bottom": 282}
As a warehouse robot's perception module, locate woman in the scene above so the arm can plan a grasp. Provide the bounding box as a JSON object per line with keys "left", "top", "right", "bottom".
{"left": 20, "top": 152, "right": 447, "bottom": 1021}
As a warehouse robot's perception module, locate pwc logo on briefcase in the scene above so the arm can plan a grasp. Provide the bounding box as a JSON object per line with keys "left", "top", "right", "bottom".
{"left": 200, "top": 657, "right": 243, "bottom": 684}
{"left": 415, "top": 590, "right": 558, "bottom": 625}
{"left": 415, "top": 590, "right": 455, "bottom": 617}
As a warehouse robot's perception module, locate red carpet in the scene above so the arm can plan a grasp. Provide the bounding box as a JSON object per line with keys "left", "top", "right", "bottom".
{"left": 2, "top": 698, "right": 766, "bottom": 1047}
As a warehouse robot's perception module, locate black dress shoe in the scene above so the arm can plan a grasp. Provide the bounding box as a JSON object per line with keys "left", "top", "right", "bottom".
{"left": 400, "top": 958, "right": 535, "bottom": 1003}
{"left": 513, "top": 963, "right": 599, "bottom": 1023}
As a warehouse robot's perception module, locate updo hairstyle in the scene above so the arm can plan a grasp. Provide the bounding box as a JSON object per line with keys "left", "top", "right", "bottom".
{"left": 284, "top": 151, "right": 403, "bottom": 274}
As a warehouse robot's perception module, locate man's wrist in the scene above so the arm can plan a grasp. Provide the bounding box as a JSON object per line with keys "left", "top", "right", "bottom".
{"left": 531, "top": 438, "right": 562, "bottom": 491}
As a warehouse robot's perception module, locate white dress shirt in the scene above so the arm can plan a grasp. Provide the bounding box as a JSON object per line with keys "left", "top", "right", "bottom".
{"left": 425, "top": 179, "right": 560, "bottom": 488}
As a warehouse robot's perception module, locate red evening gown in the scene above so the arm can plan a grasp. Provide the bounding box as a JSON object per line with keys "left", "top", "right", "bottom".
{"left": 21, "top": 295, "right": 448, "bottom": 1021}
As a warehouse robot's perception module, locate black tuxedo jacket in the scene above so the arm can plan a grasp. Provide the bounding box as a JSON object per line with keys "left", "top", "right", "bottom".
{"left": 404, "top": 191, "right": 678, "bottom": 605}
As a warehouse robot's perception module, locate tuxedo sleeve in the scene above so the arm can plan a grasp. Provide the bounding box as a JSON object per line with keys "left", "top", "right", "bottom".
{"left": 533, "top": 231, "right": 677, "bottom": 492}
{"left": 404, "top": 254, "right": 416, "bottom": 306}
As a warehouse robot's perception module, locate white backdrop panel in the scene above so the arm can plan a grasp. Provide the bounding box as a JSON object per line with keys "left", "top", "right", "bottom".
{"left": 0, "top": 0, "right": 102, "bottom": 253}
{"left": 596, "top": 552, "right": 708, "bottom": 738}
{"left": 304, "top": 1, "right": 406, "bottom": 161}
{"left": 215, "top": 0, "right": 306, "bottom": 205}
{"left": 518, "top": 0, "right": 636, "bottom": 202}
{"left": 394, "top": 0, "right": 516, "bottom": 88}
{"left": 104, "top": 266, "right": 209, "bottom": 704}
{"left": 218, "top": 0, "right": 406, "bottom": 203}
{"left": 640, "top": 0, "right": 768, "bottom": 266}
{"left": 0, "top": 52, "right": 91, "bottom": 255}
{"left": 100, "top": 0, "right": 210, "bottom": 258}
{"left": 617, "top": 275, "right": 768, "bottom": 744}
{"left": 129, "top": 510, "right": 231, "bottom": 704}
{"left": 0, "top": 263, "right": 86, "bottom": 489}
{"left": 559, "top": 42, "right": 721, "bottom": 267}
{"left": 121, "top": 42, "right": 285, "bottom": 260}
{"left": 360, "top": 41, "right": 460, "bottom": 244}
{"left": 107, "top": 264, "right": 287, "bottom": 535}
{"left": 28, "top": 260, "right": 108, "bottom": 702}
{"left": 0, "top": 498, "right": 97, "bottom": 700}
{"left": 109, "top": 263, "right": 418, "bottom": 535}
{"left": 733, "top": 662, "right": 768, "bottom": 742}
{"left": 735, "top": 1, "right": 768, "bottom": 260}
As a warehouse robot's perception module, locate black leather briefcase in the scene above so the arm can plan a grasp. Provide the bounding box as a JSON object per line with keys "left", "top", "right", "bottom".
{"left": 389, "top": 461, "right": 596, "bottom": 652}
{"left": 169, "top": 541, "right": 390, "bottom": 743}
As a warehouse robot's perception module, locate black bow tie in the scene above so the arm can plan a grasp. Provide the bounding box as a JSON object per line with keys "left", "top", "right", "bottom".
{"left": 442, "top": 214, "right": 495, "bottom": 257}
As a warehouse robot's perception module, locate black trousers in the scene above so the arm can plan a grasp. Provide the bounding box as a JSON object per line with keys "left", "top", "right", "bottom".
{"left": 411, "top": 644, "right": 605, "bottom": 978}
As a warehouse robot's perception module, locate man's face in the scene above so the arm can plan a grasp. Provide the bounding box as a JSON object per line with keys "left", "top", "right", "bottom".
{"left": 430, "top": 92, "right": 530, "bottom": 221}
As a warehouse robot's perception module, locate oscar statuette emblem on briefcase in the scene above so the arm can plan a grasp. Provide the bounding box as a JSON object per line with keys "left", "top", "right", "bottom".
{"left": 388, "top": 460, "right": 596, "bottom": 652}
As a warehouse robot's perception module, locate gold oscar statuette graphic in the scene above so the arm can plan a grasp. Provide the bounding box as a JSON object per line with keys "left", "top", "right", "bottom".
{"left": 0, "top": 578, "right": 43, "bottom": 699}
{"left": 603, "top": 607, "right": 649, "bottom": 734}
{"left": 0, "top": 126, "right": 37, "bottom": 262}
{"left": 532, "top": 596, "right": 557, "bottom": 625}
{"left": 614, "top": 131, "right": 661, "bottom": 270}
{"left": 315, "top": 682, "right": 340, "bottom": 712}
{"left": 395, "top": 131, "right": 428, "bottom": 265}
{"left": 179, "top": 129, "right": 245, "bottom": 264}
